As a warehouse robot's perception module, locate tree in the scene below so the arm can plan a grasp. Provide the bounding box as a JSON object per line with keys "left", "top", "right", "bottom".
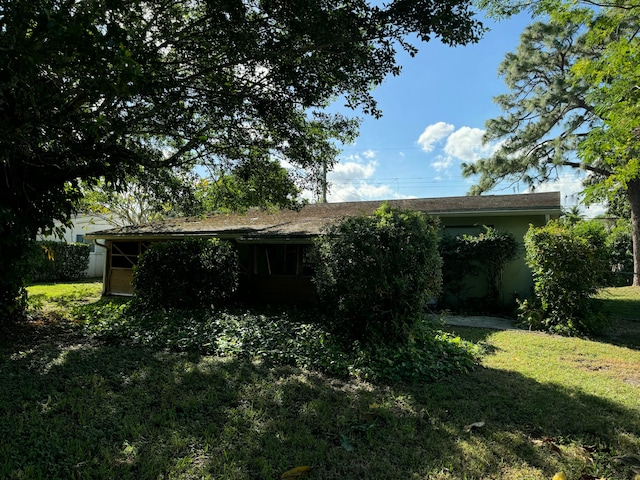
{"left": 464, "top": 2, "right": 640, "bottom": 285}
{"left": 80, "top": 168, "right": 202, "bottom": 227}
{"left": 82, "top": 159, "right": 311, "bottom": 227}
{"left": 560, "top": 206, "right": 584, "bottom": 226}
{"left": 0, "top": 0, "right": 483, "bottom": 317}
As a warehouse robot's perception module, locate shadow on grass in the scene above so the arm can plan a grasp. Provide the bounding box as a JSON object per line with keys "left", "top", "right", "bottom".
{"left": 1, "top": 338, "right": 639, "bottom": 480}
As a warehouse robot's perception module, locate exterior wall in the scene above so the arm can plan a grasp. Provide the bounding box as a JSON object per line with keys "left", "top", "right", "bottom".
{"left": 38, "top": 215, "right": 113, "bottom": 279}
{"left": 101, "top": 239, "right": 317, "bottom": 302}
{"left": 98, "top": 211, "right": 559, "bottom": 305}
{"left": 439, "top": 213, "right": 554, "bottom": 303}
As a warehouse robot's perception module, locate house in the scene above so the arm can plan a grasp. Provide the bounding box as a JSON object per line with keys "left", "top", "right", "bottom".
{"left": 38, "top": 214, "right": 114, "bottom": 278}
{"left": 86, "top": 192, "right": 562, "bottom": 303}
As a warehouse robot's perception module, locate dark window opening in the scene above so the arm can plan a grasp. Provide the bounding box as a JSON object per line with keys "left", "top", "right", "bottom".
{"left": 111, "top": 241, "right": 142, "bottom": 269}
{"left": 254, "top": 244, "right": 313, "bottom": 277}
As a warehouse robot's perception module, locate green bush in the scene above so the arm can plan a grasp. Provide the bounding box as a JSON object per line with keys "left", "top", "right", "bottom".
{"left": 132, "top": 238, "right": 239, "bottom": 309}
{"left": 607, "top": 218, "right": 633, "bottom": 286}
{"left": 440, "top": 227, "right": 518, "bottom": 310}
{"left": 31, "top": 241, "right": 91, "bottom": 282}
{"left": 520, "top": 220, "right": 609, "bottom": 335}
{"left": 314, "top": 203, "right": 442, "bottom": 343}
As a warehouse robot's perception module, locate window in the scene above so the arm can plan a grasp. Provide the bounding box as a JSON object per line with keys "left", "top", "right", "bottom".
{"left": 111, "top": 241, "right": 146, "bottom": 269}
{"left": 76, "top": 234, "right": 95, "bottom": 252}
{"left": 254, "top": 244, "right": 313, "bottom": 277}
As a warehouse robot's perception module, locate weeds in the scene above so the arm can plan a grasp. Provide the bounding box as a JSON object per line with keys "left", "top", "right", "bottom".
{"left": 75, "top": 300, "right": 480, "bottom": 382}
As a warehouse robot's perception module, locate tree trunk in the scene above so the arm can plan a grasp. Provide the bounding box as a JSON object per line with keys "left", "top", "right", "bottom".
{"left": 628, "top": 179, "right": 640, "bottom": 287}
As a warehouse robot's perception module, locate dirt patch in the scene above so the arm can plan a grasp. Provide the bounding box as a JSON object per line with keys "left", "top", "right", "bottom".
{"left": 565, "top": 354, "right": 640, "bottom": 387}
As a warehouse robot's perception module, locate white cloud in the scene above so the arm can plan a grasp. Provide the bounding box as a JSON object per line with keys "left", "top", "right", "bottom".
{"left": 320, "top": 157, "right": 412, "bottom": 202}
{"left": 417, "top": 122, "right": 455, "bottom": 152}
{"left": 328, "top": 183, "right": 395, "bottom": 202}
{"left": 362, "top": 149, "right": 376, "bottom": 159}
{"left": 431, "top": 156, "right": 454, "bottom": 171}
{"left": 426, "top": 125, "right": 501, "bottom": 172}
{"left": 328, "top": 157, "right": 377, "bottom": 182}
{"left": 443, "top": 126, "right": 493, "bottom": 162}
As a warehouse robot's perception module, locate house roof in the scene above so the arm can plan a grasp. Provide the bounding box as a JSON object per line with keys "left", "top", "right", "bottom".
{"left": 86, "top": 191, "right": 561, "bottom": 241}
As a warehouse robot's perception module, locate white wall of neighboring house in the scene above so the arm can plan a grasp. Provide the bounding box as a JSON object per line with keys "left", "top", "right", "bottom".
{"left": 38, "top": 215, "right": 115, "bottom": 279}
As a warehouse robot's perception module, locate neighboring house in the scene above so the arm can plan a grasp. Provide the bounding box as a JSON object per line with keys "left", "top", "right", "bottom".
{"left": 38, "top": 214, "right": 114, "bottom": 278}
{"left": 87, "top": 192, "right": 562, "bottom": 303}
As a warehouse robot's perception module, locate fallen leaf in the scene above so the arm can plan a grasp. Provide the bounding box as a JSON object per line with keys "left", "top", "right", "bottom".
{"left": 281, "top": 466, "right": 313, "bottom": 479}
{"left": 464, "top": 421, "right": 485, "bottom": 432}
{"left": 552, "top": 472, "right": 567, "bottom": 480}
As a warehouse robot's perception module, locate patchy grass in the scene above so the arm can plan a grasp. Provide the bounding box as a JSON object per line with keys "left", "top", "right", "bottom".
{"left": 1, "top": 284, "right": 639, "bottom": 479}
{"left": 26, "top": 280, "right": 103, "bottom": 316}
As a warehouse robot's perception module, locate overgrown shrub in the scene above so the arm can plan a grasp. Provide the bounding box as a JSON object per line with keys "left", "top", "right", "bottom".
{"left": 31, "top": 241, "right": 91, "bottom": 282}
{"left": 132, "top": 238, "right": 239, "bottom": 309}
{"left": 314, "top": 203, "right": 442, "bottom": 343}
{"left": 607, "top": 218, "right": 633, "bottom": 286}
{"left": 520, "top": 220, "right": 609, "bottom": 335}
{"left": 440, "top": 227, "right": 518, "bottom": 310}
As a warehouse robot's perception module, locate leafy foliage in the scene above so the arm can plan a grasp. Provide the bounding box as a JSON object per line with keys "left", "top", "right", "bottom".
{"left": 30, "top": 241, "right": 91, "bottom": 282}
{"left": 77, "top": 301, "right": 480, "bottom": 383}
{"left": 520, "top": 220, "right": 610, "bottom": 334}
{"left": 440, "top": 227, "right": 519, "bottom": 310}
{"left": 607, "top": 219, "right": 634, "bottom": 285}
{"left": 314, "top": 203, "right": 442, "bottom": 343}
{"left": 0, "top": 0, "right": 483, "bottom": 318}
{"left": 465, "top": 2, "right": 640, "bottom": 286}
{"left": 79, "top": 169, "right": 203, "bottom": 227}
{"left": 193, "top": 158, "right": 306, "bottom": 214}
{"left": 132, "top": 239, "right": 239, "bottom": 309}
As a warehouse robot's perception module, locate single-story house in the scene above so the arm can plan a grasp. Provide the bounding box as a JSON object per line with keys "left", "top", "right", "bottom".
{"left": 86, "top": 192, "right": 562, "bottom": 304}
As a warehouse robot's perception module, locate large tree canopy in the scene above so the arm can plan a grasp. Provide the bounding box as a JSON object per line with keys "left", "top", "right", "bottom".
{"left": 464, "top": 1, "right": 640, "bottom": 285}
{"left": 0, "top": 0, "right": 483, "bottom": 316}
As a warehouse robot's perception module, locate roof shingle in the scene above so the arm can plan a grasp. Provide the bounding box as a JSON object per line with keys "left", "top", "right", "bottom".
{"left": 87, "top": 191, "right": 561, "bottom": 240}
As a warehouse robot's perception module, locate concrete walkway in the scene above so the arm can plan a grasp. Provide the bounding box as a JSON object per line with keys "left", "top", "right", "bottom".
{"left": 431, "top": 314, "right": 520, "bottom": 331}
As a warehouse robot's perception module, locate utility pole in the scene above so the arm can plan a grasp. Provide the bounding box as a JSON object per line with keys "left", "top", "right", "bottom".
{"left": 320, "top": 160, "right": 327, "bottom": 203}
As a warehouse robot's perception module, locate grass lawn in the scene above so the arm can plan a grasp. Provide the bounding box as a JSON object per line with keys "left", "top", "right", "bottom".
{"left": 1, "top": 284, "right": 639, "bottom": 479}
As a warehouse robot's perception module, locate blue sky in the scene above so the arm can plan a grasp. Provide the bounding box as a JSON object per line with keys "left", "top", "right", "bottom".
{"left": 322, "top": 11, "right": 602, "bottom": 215}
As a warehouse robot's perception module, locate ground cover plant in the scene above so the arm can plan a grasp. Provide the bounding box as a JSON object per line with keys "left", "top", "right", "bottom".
{"left": 1, "top": 283, "right": 639, "bottom": 479}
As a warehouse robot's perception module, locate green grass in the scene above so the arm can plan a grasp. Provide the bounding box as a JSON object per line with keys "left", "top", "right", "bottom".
{"left": 26, "top": 280, "right": 103, "bottom": 315}
{"left": 1, "top": 284, "right": 639, "bottom": 479}
{"left": 596, "top": 286, "right": 640, "bottom": 349}
{"left": 598, "top": 286, "right": 640, "bottom": 320}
